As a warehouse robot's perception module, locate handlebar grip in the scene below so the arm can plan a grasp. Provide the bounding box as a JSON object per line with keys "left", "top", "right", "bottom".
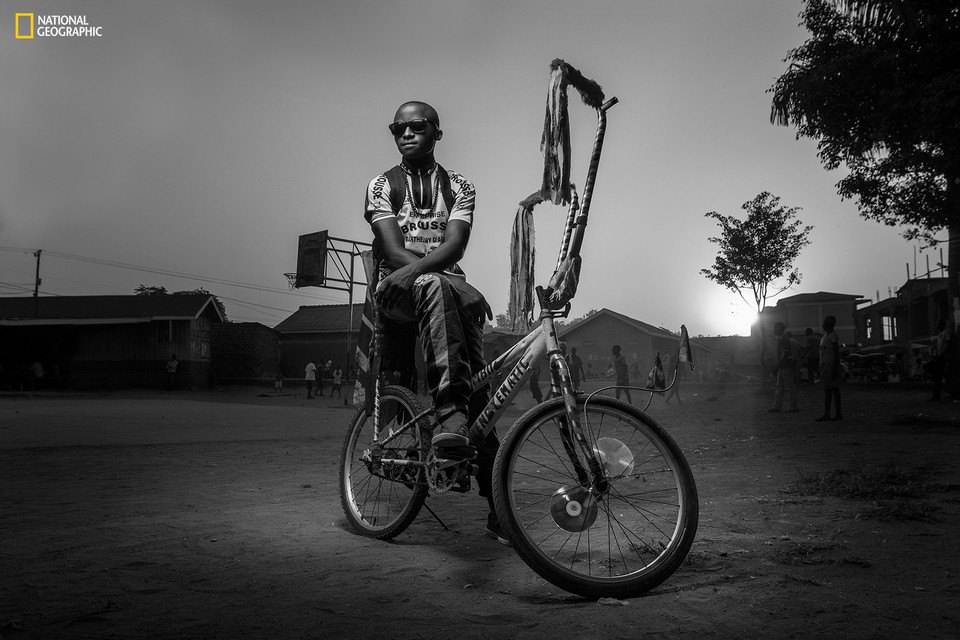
{"left": 601, "top": 97, "right": 619, "bottom": 112}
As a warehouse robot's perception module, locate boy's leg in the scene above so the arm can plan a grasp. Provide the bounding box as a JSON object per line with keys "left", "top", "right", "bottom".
{"left": 412, "top": 273, "right": 475, "bottom": 422}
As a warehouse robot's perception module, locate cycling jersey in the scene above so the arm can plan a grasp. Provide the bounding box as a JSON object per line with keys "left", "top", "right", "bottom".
{"left": 364, "top": 163, "right": 475, "bottom": 269}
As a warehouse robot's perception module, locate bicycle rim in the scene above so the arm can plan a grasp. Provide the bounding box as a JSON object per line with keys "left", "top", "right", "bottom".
{"left": 494, "top": 396, "right": 698, "bottom": 598}
{"left": 339, "top": 386, "right": 430, "bottom": 539}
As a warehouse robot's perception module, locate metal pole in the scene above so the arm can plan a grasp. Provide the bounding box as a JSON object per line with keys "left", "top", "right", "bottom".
{"left": 33, "top": 249, "right": 41, "bottom": 317}
{"left": 344, "top": 244, "right": 357, "bottom": 406}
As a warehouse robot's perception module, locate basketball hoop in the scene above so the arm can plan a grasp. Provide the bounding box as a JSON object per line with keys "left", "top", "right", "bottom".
{"left": 284, "top": 273, "right": 299, "bottom": 290}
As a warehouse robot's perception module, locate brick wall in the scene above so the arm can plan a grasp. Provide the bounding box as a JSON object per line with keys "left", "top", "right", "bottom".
{"left": 212, "top": 323, "right": 280, "bottom": 381}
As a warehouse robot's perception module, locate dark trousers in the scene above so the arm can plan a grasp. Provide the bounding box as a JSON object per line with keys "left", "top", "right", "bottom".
{"left": 378, "top": 272, "right": 497, "bottom": 501}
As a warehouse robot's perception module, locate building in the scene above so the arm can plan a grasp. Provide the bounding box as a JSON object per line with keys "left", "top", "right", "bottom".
{"left": 756, "top": 291, "right": 865, "bottom": 346}
{"left": 273, "top": 303, "right": 364, "bottom": 382}
{"left": 0, "top": 294, "right": 224, "bottom": 390}
{"left": 853, "top": 277, "right": 948, "bottom": 348}
{"left": 211, "top": 322, "right": 281, "bottom": 385}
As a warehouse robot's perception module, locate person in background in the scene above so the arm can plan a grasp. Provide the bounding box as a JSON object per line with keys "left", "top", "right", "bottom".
{"left": 332, "top": 366, "right": 343, "bottom": 398}
{"left": 304, "top": 361, "right": 317, "bottom": 399}
{"left": 929, "top": 319, "right": 952, "bottom": 401}
{"left": 166, "top": 354, "right": 178, "bottom": 391}
{"left": 816, "top": 316, "right": 842, "bottom": 421}
{"left": 769, "top": 323, "right": 799, "bottom": 413}
{"left": 569, "top": 346, "right": 585, "bottom": 391}
{"left": 611, "top": 345, "right": 632, "bottom": 404}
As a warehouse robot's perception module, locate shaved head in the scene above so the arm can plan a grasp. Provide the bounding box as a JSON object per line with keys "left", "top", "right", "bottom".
{"left": 394, "top": 101, "right": 440, "bottom": 128}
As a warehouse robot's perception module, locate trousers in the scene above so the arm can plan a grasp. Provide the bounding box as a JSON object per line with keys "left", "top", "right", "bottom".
{"left": 377, "top": 272, "right": 498, "bottom": 499}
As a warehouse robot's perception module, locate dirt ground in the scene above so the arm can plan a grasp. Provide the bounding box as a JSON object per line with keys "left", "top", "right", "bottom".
{"left": 1, "top": 379, "right": 958, "bottom": 640}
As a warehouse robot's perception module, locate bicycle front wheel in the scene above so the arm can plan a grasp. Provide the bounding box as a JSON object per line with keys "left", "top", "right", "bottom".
{"left": 492, "top": 396, "right": 698, "bottom": 599}
{"left": 339, "top": 385, "right": 430, "bottom": 539}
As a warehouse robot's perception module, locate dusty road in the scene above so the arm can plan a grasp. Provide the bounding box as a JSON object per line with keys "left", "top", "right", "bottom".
{"left": 1, "top": 382, "right": 958, "bottom": 639}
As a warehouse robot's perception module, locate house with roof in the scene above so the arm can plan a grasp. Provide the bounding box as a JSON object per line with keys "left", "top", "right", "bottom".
{"left": 273, "top": 303, "right": 365, "bottom": 383}
{"left": 756, "top": 291, "right": 865, "bottom": 345}
{"left": 557, "top": 308, "right": 713, "bottom": 380}
{"left": 0, "top": 294, "right": 224, "bottom": 390}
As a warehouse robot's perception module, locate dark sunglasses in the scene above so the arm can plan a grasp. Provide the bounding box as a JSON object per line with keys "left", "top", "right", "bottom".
{"left": 388, "top": 118, "right": 436, "bottom": 136}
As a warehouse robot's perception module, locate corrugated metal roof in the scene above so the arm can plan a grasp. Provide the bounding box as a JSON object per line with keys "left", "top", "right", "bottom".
{"left": 0, "top": 294, "right": 223, "bottom": 323}
{"left": 273, "top": 303, "right": 365, "bottom": 333}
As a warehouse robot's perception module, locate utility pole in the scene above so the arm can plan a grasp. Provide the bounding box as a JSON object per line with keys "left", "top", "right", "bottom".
{"left": 33, "top": 249, "right": 41, "bottom": 317}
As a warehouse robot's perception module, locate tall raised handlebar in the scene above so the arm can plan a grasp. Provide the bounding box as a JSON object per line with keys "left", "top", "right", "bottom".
{"left": 562, "top": 97, "right": 617, "bottom": 262}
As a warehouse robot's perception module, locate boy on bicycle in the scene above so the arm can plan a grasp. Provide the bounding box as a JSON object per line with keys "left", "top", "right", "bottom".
{"left": 364, "top": 101, "right": 507, "bottom": 544}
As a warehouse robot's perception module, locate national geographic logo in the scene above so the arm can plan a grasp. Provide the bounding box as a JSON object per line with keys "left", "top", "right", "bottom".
{"left": 15, "top": 13, "right": 103, "bottom": 39}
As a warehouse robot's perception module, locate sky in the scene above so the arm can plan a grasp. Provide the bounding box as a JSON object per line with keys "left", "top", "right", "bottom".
{"left": 0, "top": 0, "right": 945, "bottom": 337}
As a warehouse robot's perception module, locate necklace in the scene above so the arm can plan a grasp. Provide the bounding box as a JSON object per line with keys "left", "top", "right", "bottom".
{"left": 403, "top": 165, "right": 441, "bottom": 211}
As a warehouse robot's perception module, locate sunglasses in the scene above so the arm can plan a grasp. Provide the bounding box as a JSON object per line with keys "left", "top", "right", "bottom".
{"left": 388, "top": 118, "right": 436, "bottom": 136}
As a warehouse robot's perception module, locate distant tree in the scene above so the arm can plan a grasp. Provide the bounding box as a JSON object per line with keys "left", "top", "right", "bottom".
{"left": 135, "top": 285, "right": 228, "bottom": 321}
{"left": 702, "top": 191, "right": 812, "bottom": 364}
{"left": 770, "top": 0, "right": 960, "bottom": 393}
{"left": 134, "top": 285, "right": 168, "bottom": 296}
{"left": 495, "top": 313, "right": 511, "bottom": 330}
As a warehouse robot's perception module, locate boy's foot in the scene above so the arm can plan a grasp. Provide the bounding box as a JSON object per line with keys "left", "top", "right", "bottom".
{"left": 831, "top": 415, "right": 843, "bottom": 421}
{"left": 814, "top": 415, "right": 830, "bottom": 422}
{"left": 431, "top": 414, "right": 471, "bottom": 447}
{"left": 486, "top": 512, "right": 511, "bottom": 546}
{"left": 768, "top": 408, "right": 781, "bottom": 413}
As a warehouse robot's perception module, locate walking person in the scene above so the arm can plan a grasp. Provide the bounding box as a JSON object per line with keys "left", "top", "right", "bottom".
{"left": 529, "top": 363, "right": 544, "bottom": 404}
{"left": 611, "top": 345, "right": 632, "bottom": 404}
{"left": 929, "top": 319, "right": 952, "bottom": 401}
{"left": 304, "top": 361, "right": 317, "bottom": 399}
{"left": 569, "top": 347, "right": 585, "bottom": 391}
{"left": 816, "top": 316, "right": 842, "bottom": 421}
{"left": 769, "top": 322, "right": 799, "bottom": 413}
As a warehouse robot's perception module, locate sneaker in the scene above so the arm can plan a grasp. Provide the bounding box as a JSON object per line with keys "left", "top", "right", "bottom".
{"left": 431, "top": 414, "right": 471, "bottom": 447}
{"left": 485, "top": 512, "right": 511, "bottom": 546}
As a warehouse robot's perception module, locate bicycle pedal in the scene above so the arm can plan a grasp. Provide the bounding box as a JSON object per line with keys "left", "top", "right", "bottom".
{"left": 450, "top": 475, "right": 472, "bottom": 493}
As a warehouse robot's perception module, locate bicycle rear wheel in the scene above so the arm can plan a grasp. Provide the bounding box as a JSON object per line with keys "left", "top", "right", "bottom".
{"left": 339, "top": 385, "right": 431, "bottom": 539}
{"left": 492, "top": 396, "right": 698, "bottom": 599}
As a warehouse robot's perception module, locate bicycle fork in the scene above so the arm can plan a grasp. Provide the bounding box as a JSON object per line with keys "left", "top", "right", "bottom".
{"left": 540, "top": 309, "right": 609, "bottom": 495}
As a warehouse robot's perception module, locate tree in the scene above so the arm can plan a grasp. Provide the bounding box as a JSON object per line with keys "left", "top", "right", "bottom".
{"left": 702, "top": 192, "right": 813, "bottom": 364}
{"left": 135, "top": 285, "right": 228, "bottom": 321}
{"left": 770, "top": 0, "right": 960, "bottom": 393}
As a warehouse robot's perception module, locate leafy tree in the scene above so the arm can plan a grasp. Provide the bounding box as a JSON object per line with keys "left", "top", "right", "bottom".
{"left": 135, "top": 285, "right": 228, "bottom": 321}
{"left": 702, "top": 191, "right": 813, "bottom": 319}
{"left": 770, "top": 0, "right": 960, "bottom": 391}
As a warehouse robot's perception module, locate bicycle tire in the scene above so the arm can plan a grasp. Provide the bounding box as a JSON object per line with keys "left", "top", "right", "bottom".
{"left": 492, "top": 396, "right": 698, "bottom": 599}
{"left": 339, "top": 385, "right": 431, "bottom": 539}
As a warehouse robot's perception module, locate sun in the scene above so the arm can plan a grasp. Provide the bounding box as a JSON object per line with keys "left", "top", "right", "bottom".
{"left": 702, "top": 289, "right": 757, "bottom": 336}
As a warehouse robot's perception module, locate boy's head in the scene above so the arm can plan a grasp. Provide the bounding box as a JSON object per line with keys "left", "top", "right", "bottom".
{"left": 773, "top": 321, "right": 785, "bottom": 336}
{"left": 390, "top": 101, "right": 442, "bottom": 162}
{"left": 823, "top": 315, "right": 836, "bottom": 332}
{"left": 612, "top": 345, "right": 621, "bottom": 356}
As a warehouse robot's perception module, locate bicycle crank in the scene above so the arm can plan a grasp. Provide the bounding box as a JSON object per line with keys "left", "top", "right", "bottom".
{"left": 550, "top": 486, "right": 599, "bottom": 532}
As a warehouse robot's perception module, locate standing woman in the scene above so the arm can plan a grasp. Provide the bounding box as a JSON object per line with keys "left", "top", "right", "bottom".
{"left": 816, "top": 316, "right": 842, "bottom": 422}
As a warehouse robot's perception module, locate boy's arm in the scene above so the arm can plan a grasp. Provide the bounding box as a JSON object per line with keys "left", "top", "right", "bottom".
{"left": 373, "top": 219, "right": 490, "bottom": 320}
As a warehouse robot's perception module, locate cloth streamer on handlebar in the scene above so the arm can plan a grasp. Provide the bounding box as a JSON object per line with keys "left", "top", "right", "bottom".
{"left": 508, "top": 59, "right": 604, "bottom": 332}
{"left": 541, "top": 59, "right": 606, "bottom": 206}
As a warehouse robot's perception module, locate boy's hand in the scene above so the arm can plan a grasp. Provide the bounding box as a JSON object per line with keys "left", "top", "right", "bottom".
{"left": 376, "top": 264, "right": 419, "bottom": 309}
{"left": 448, "top": 277, "right": 492, "bottom": 324}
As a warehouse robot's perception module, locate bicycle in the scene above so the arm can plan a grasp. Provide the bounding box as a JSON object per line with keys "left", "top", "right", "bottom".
{"left": 339, "top": 61, "right": 698, "bottom": 599}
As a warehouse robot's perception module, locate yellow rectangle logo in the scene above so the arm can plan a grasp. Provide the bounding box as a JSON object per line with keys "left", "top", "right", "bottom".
{"left": 15, "top": 13, "right": 35, "bottom": 39}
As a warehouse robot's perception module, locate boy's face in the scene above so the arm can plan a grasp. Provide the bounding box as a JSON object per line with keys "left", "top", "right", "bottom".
{"left": 391, "top": 103, "right": 441, "bottom": 162}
